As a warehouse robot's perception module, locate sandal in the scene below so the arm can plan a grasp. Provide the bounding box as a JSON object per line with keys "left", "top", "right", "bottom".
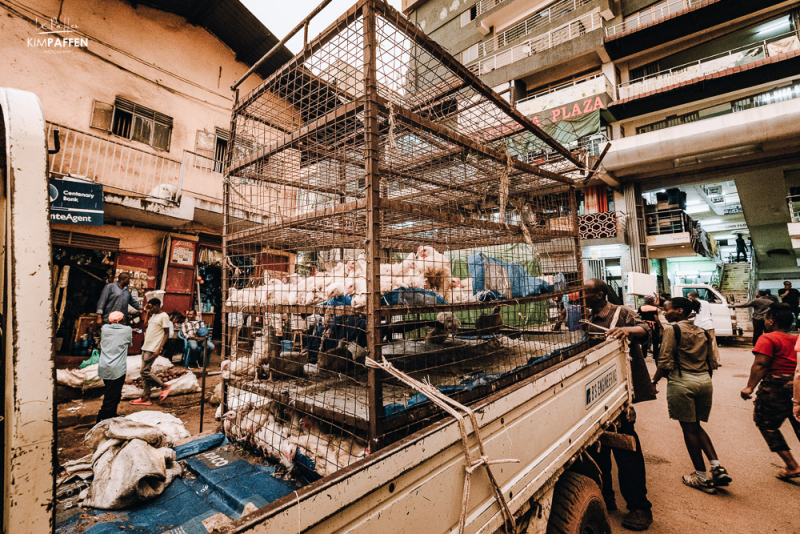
{"left": 130, "top": 398, "right": 152, "bottom": 406}
{"left": 777, "top": 470, "right": 800, "bottom": 481}
{"left": 159, "top": 384, "right": 173, "bottom": 401}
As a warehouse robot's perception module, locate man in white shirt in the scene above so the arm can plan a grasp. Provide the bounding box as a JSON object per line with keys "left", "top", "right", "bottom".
{"left": 688, "top": 291, "right": 721, "bottom": 364}
{"left": 131, "top": 298, "right": 173, "bottom": 406}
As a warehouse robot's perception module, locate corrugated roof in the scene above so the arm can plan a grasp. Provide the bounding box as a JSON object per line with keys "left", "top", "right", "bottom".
{"left": 137, "top": 0, "right": 294, "bottom": 80}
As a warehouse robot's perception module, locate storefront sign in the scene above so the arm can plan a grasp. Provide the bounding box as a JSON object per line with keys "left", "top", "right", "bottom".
{"left": 49, "top": 179, "right": 103, "bottom": 225}
{"left": 170, "top": 239, "right": 195, "bottom": 266}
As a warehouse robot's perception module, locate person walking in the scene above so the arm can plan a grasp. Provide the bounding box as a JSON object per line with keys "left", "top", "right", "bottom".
{"left": 733, "top": 290, "right": 774, "bottom": 346}
{"left": 96, "top": 272, "right": 142, "bottom": 325}
{"left": 638, "top": 295, "right": 663, "bottom": 360}
{"left": 181, "top": 309, "right": 215, "bottom": 367}
{"left": 96, "top": 311, "right": 132, "bottom": 423}
{"left": 779, "top": 281, "right": 800, "bottom": 325}
{"left": 741, "top": 303, "right": 800, "bottom": 481}
{"left": 130, "top": 299, "right": 172, "bottom": 406}
{"left": 652, "top": 297, "right": 731, "bottom": 494}
{"left": 735, "top": 234, "right": 748, "bottom": 263}
{"left": 584, "top": 279, "right": 655, "bottom": 531}
{"left": 688, "top": 291, "right": 721, "bottom": 363}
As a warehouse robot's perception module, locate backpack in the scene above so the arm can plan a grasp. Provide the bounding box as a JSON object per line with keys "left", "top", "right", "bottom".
{"left": 671, "top": 324, "right": 713, "bottom": 377}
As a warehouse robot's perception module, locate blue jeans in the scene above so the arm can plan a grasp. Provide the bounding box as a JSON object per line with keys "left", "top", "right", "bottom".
{"left": 188, "top": 339, "right": 214, "bottom": 366}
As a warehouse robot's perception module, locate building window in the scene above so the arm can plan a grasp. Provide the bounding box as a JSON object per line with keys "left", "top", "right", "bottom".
{"left": 461, "top": 5, "right": 477, "bottom": 27}
{"left": 91, "top": 98, "right": 173, "bottom": 151}
{"left": 461, "top": 43, "right": 479, "bottom": 63}
{"left": 195, "top": 128, "right": 229, "bottom": 172}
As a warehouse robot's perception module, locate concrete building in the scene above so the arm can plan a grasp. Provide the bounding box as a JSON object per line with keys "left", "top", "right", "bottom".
{"left": 403, "top": 0, "right": 800, "bottom": 308}
{"left": 0, "top": 0, "right": 292, "bottom": 353}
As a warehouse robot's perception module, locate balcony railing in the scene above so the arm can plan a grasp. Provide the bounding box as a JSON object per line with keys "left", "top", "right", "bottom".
{"left": 468, "top": 11, "right": 602, "bottom": 76}
{"left": 516, "top": 73, "right": 615, "bottom": 115}
{"left": 788, "top": 194, "right": 800, "bottom": 223}
{"left": 474, "top": 0, "right": 510, "bottom": 17}
{"left": 524, "top": 133, "right": 608, "bottom": 167}
{"left": 579, "top": 211, "right": 618, "bottom": 240}
{"left": 179, "top": 150, "right": 224, "bottom": 201}
{"left": 477, "top": 0, "right": 594, "bottom": 59}
{"left": 605, "top": 0, "right": 709, "bottom": 38}
{"left": 46, "top": 122, "right": 182, "bottom": 200}
{"left": 619, "top": 29, "right": 800, "bottom": 100}
{"left": 645, "top": 208, "right": 692, "bottom": 236}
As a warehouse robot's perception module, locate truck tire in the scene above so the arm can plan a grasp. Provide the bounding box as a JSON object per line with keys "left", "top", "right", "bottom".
{"left": 546, "top": 471, "right": 610, "bottom": 534}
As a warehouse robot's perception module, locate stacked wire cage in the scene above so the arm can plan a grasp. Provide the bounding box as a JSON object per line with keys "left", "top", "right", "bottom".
{"left": 221, "top": 0, "right": 589, "bottom": 480}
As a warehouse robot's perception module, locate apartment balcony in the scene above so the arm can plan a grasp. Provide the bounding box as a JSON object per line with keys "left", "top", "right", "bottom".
{"left": 46, "top": 122, "right": 226, "bottom": 228}
{"left": 604, "top": 0, "right": 788, "bottom": 60}
{"left": 610, "top": 29, "right": 800, "bottom": 119}
{"left": 645, "top": 208, "right": 719, "bottom": 260}
{"left": 467, "top": 11, "right": 603, "bottom": 83}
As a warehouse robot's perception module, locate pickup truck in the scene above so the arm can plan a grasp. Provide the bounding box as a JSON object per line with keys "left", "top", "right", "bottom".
{"left": 671, "top": 284, "right": 738, "bottom": 337}
{"left": 231, "top": 339, "right": 630, "bottom": 534}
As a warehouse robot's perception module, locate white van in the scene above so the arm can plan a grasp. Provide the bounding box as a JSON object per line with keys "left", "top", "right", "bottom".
{"left": 671, "top": 284, "right": 738, "bottom": 336}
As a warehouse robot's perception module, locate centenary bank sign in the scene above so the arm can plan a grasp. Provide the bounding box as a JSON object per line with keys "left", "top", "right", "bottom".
{"left": 28, "top": 18, "right": 88, "bottom": 49}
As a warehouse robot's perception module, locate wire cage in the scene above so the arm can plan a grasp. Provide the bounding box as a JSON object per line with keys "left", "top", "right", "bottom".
{"left": 221, "top": 0, "right": 588, "bottom": 481}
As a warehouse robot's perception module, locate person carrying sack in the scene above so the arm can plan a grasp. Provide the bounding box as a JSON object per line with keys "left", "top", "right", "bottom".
{"left": 652, "top": 297, "right": 731, "bottom": 494}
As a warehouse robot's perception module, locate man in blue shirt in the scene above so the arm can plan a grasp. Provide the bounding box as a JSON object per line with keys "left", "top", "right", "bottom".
{"left": 96, "top": 273, "right": 143, "bottom": 324}
{"left": 97, "top": 311, "right": 132, "bottom": 423}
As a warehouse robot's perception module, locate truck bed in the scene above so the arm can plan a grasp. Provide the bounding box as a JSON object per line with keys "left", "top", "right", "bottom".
{"left": 231, "top": 339, "right": 629, "bottom": 533}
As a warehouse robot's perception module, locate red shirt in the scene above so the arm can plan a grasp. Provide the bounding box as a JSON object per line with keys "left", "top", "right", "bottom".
{"left": 753, "top": 331, "right": 798, "bottom": 374}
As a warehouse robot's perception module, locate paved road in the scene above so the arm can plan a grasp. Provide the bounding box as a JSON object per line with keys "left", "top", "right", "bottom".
{"left": 608, "top": 346, "right": 799, "bottom": 533}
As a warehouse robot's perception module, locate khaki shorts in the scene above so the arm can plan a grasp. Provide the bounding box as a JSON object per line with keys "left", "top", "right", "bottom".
{"left": 667, "top": 370, "right": 713, "bottom": 423}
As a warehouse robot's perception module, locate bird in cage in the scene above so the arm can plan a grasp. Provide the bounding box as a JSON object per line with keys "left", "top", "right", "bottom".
{"left": 222, "top": 403, "right": 253, "bottom": 441}
{"left": 425, "top": 311, "right": 462, "bottom": 345}
{"left": 475, "top": 306, "right": 505, "bottom": 338}
{"left": 416, "top": 245, "right": 451, "bottom": 294}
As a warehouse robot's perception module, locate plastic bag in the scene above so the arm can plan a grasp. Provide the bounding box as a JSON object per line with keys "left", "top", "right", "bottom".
{"left": 79, "top": 350, "right": 100, "bottom": 369}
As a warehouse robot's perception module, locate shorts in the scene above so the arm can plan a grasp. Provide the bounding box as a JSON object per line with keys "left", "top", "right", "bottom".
{"left": 666, "top": 370, "right": 713, "bottom": 423}
{"left": 754, "top": 374, "right": 797, "bottom": 452}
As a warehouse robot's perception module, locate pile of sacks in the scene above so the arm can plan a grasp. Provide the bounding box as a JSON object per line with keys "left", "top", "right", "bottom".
{"left": 56, "top": 355, "right": 200, "bottom": 399}
{"left": 61, "top": 412, "right": 189, "bottom": 510}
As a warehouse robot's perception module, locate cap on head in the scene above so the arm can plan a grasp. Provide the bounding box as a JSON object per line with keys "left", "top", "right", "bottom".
{"left": 108, "top": 311, "right": 124, "bottom": 323}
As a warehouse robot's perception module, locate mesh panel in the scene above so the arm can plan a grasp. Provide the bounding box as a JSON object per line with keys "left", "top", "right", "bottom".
{"left": 221, "top": 0, "right": 587, "bottom": 480}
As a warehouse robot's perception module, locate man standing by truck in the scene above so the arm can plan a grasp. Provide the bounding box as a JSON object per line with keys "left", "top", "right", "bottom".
{"left": 584, "top": 279, "right": 655, "bottom": 531}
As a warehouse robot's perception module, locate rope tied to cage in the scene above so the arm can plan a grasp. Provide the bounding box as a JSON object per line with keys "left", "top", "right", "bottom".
{"left": 366, "top": 356, "right": 519, "bottom": 534}
{"left": 387, "top": 97, "right": 398, "bottom": 154}
{"left": 498, "top": 147, "right": 511, "bottom": 228}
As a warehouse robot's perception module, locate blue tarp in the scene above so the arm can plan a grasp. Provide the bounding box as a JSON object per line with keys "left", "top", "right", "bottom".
{"left": 467, "top": 252, "right": 554, "bottom": 298}
{"left": 56, "top": 434, "right": 302, "bottom": 534}
{"left": 382, "top": 333, "right": 587, "bottom": 418}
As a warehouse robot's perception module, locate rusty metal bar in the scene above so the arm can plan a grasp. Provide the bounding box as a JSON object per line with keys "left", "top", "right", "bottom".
{"left": 363, "top": 0, "right": 384, "bottom": 453}
{"left": 374, "top": 0, "right": 583, "bottom": 169}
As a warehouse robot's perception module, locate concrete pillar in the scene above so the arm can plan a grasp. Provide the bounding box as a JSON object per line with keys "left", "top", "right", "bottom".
{"left": 624, "top": 181, "right": 649, "bottom": 275}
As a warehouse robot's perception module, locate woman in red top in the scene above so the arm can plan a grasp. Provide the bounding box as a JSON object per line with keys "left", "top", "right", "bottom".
{"left": 741, "top": 303, "right": 800, "bottom": 480}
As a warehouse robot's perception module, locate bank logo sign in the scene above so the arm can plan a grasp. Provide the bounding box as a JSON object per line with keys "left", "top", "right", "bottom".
{"left": 49, "top": 179, "right": 103, "bottom": 225}
{"left": 585, "top": 365, "right": 618, "bottom": 410}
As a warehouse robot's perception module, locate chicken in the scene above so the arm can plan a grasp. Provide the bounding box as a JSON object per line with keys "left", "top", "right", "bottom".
{"left": 425, "top": 311, "right": 462, "bottom": 345}
{"left": 222, "top": 403, "right": 253, "bottom": 441}
{"left": 415, "top": 246, "right": 451, "bottom": 294}
{"left": 253, "top": 420, "right": 287, "bottom": 461}
{"left": 475, "top": 306, "right": 504, "bottom": 337}
{"left": 318, "top": 339, "right": 362, "bottom": 374}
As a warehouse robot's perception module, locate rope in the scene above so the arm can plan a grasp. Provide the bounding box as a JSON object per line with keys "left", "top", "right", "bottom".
{"left": 366, "top": 356, "right": 519, "bottom": 534}
{"left": 498, "top": 148, "right": 511, "bottom": 227}
{"left": 387, "top": 98, "right": 398, "bottom": 153}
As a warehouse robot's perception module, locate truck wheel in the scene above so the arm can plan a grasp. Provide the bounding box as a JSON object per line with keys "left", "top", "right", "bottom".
{"left": 546, "top": 471, "right": 610, "bottom": 534}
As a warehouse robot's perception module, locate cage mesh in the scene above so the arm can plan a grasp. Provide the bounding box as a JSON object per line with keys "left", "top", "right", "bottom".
{"left": 221, "top": 0, "right": 587, "bottom": 480}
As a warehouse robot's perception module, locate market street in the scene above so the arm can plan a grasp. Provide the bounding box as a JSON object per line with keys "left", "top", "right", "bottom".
{"left": 610, "top": 346, "right": 800, "bottom": 533}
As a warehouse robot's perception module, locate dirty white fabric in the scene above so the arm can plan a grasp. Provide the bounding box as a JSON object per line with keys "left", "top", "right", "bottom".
{"left": 80, "top": 416, "right": 184, "bottom": 510}
{"left": 56, "top": 355, "right": 173, "bottom": 389}
{"left": 124, "top": 411, "right": 190, "bottom": 446}
{"left": 120, "top": 370, "right": 201, "bottom": 400}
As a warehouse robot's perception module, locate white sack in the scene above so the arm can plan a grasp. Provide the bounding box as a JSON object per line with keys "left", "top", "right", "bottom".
{"left": 124, "top": 411, "right": 190, "bottom": 446}
{"left": 56, "top": 356, "right": 173, "bottom": 389}
{"left": 120, "top": 371, "right": 201, "bottom": 400}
